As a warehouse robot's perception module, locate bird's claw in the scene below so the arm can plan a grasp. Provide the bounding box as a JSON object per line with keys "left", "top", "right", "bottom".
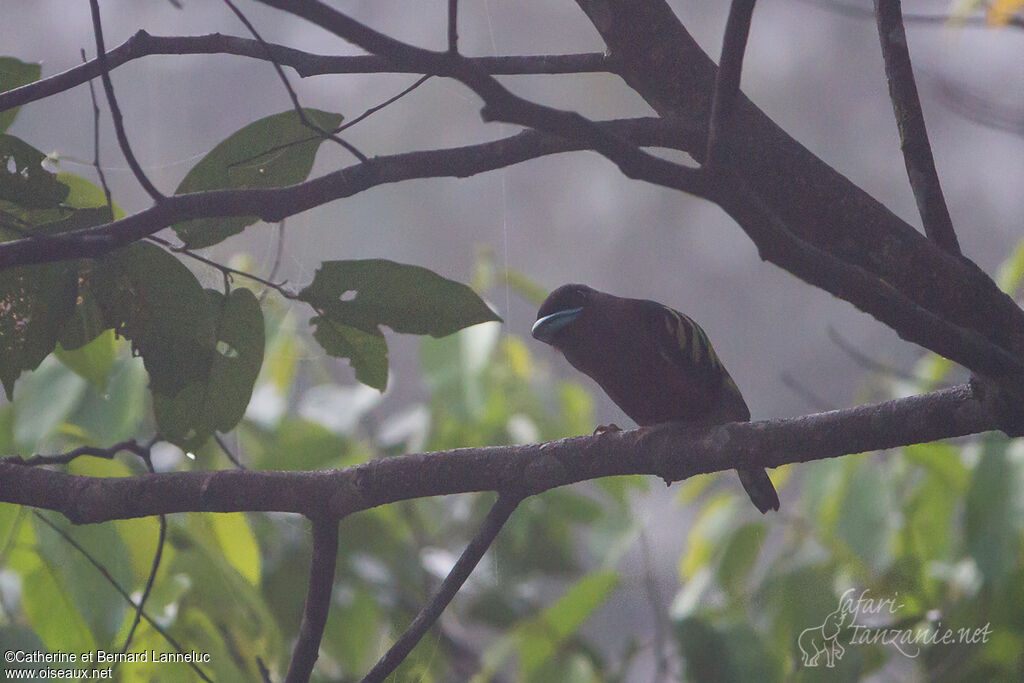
{"left": 593, "top": 423, "right": 622, "bottom": 435}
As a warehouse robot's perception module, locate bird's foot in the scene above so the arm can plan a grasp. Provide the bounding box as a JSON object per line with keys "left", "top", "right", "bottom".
{"left": 593, "top": 423, "right": 621, "bottom": 435}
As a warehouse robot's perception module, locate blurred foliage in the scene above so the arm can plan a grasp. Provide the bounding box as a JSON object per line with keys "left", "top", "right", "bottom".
{"left": 2, "top": 48, "right": 1024, "bottom": 683}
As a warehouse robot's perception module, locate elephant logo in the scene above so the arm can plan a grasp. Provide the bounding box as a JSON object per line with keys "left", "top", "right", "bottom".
{"left": 798, "top": 604, "right": 848, "bottom": 668}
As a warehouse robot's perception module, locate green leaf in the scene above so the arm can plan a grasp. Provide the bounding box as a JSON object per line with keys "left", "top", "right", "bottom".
{"left": 310, "top": 314, "right": 388, "bottom": 390}
{"left": 965, "top": 438, "right": 1020, "bottom": 588}
{"left": 54, "top": 329, "right": 116, "bottom": 390}
{"left": 12, "top": 548, "right": 97, "bottom": 653}
{"left": 172, "top": 108, "right": 343, "bottom": 248}
{"left": 210, "top": 512, "right": 262, "bottom": 586}
{"left": 69, "top": 356, "right": 148, "bottom": 444}
{"left": 834, "top": 462, "right": 895, "bottom": 571}
{"left": 12, "top": 357, "right": 87, "bottom": 451}
{"left": 300, "top": 258, "right": 501, "bottom": 338}
{"left": 674, "top": 618, "right": 782, "bottom": 683}
{"left": 33, "top": 514, "right": 132, "bottom": 646}
{"left": 679, "top": 493, "right": 736, "bottom": 580}
{"left": 301, "top": 259, "right": 499, "bottom": 391}
{"left": 0, "top": 134, "right": 68, "bottom": 209}
{"left": 516, "top": 571, "right": 619, "bottom": 677}
{"left": 902, "top": 442, "right": 969, "bottom": 493}
{"left": 0, "top": 58, "right": 40, "bottom": 132}
{"left": 717, "top": 522, "right": 766, "bottom": 594}
{"left": 57, "top": 171, "right": 123, "bottom": 217}
{"left": 0, "top": 261, "right": 78, "bottom": 398}
{"left": 154, "top": 288, "right": 264, "bottom": 449}
{"left": 91, "top": 241, "right": 215, "bottom": 397}
{"left": 323, "top": 587, "right": 381, "bottom": 675}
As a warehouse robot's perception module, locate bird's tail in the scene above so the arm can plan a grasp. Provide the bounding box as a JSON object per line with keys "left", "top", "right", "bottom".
{"left": 737, "top": 468, "right": 780, "bottom": 514}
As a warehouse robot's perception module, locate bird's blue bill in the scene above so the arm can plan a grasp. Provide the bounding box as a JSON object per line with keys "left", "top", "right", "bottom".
{"left": 531, "top": 307, "right": 583, "bottom": 343}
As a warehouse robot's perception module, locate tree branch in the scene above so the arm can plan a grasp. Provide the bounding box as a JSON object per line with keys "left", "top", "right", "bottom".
{"left": 361, "top": 493, "right": 521, "bottom": 683}
{"left": 252, "top": 0, "right": 706, "bottom": 195}
{"left": 874, "top": 0, "right": 960, "bottom": 255}
{"left": 705, "top": 0, "right": 758, "bottom": 167}
{"left": 87, "top": 0, "right": 163, "bottom": 202}
{"left": 222, "top": 0, "right": 366, "bottom": 162}
{"left": 572, "top": 0, "right": 1024, "bottom": 424}
{"left": 0, "top": 384, "right": 1000, "bottom": 525}
{"left": 0, "top": 30, "right": 610, "bottom": 114}
{"left": 0, "top": 117, "right": 685, "bottom": 268}
{"left": 284, "top": 517, "right": 340, "bottom": 683}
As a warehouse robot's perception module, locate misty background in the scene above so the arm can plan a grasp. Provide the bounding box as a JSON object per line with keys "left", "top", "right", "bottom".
{"left": 4, "top": 0, "right": 1022, "bottom": 674}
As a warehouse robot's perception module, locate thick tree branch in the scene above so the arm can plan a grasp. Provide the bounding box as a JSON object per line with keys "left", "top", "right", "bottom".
{"left": 284, "top": 517, "right": 340, "bottom": 683}
{"left": 874, "top": 0, "right": 960, "bottom": 255}
{"left": 0, "top": 31, "right": 610, "bottom": 114}
{"left": 573, "top": 0, "right": 1024, "bottom": 425}
{"left": 0, "top": 117, "right": 685, "bottom": 268}
{"left": 0, "top": 384, "right": 1000, "bottom": 525}
{"left": 361, "top": 493, "right": 521, "bottom": 683}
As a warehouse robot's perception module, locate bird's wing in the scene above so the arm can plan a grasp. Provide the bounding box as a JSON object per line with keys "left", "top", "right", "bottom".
{"left": 645, "top": 302, "right": 725, "bottom": 377}
{"left": 644, "top": 301, "right": 751, "bottom": 422}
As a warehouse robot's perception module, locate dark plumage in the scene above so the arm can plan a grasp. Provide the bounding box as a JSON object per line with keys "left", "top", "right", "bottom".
{"left": 532, "top": 284, "right": 779, "bottom": 513}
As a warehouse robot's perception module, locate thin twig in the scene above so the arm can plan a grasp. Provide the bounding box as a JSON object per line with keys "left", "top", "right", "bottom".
{"left": 87, "top": 0, "right": 163, "bottom": 202}
{"left": 257, "top": 657, "right": 274, "bottom": 683}
{"left": 122, "top": 451, "right": 166, "bottom": 653}
{"left": 0, "top": 31, "right": 611, "bottom": 113}
{"left": 874, "top": 0, "right": 960, "bottom": 255}
{"left": 448, "top": 0, "right": 459, "bottom": 53}
{"left": 705, "top": 0, "right": 758, "bottom": 167}
{"left": 260, "top": 219, "right": 288, "bottom": 303}
{"left": 360, "top": 493, "right": 522, "bottom": 683}
{"left": 146, "top": 234, "right": 298, "bottom": 298}
{"left": 253, "top": 0, "right": 705, "bottom": 198}
{"left": 826, "top": 326, "right": 922, "bottom": 382}
{"left": 32, "top": 512, "right": 213, "bottom": 682}
{"left": 222, "top": 0, "right": 367, "bottom": 162}
{"left": 932, "top": 76, "right": 1024, "bottom": 139}
{"left": 0, "top": 117, "right": 684, "bottom": 268}
{"left": 80, "top": 48, "right": 113, "bottom": 213}
{"left": 227, "top": 74, "right": 431, "bottom": 172}
{"left": 3, "top": 439, "right": 153, "bottom": 467}
{"left": 214, "top": 432, "right": 248, "bottom": 470}
{"left": 284, "top": 517, "right": 340, "bottom": 683}
{"left": 337, "top": 74, "right": 431, "bottom": 134}
{"left": 780, "top": 372, "right": 836, "bottom": 412}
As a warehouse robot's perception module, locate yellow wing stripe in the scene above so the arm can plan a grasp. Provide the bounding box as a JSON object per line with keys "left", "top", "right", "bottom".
{"left": 661, "top": 307, "right": 723, "bottom": 373}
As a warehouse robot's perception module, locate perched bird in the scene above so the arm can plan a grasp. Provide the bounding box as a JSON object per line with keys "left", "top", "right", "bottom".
{"left": 531, "top": 284, "right": 779, "bottom": 513}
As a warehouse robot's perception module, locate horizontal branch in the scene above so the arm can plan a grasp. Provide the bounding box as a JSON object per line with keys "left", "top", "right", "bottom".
{"left": 0, "top": 117, "right": 688, "bottom": 268}
{"left": 0, "top": 30, "right": 611, "bottom": 114}
{"left": 0, "top": 384, "right": 999, "bottom": 525}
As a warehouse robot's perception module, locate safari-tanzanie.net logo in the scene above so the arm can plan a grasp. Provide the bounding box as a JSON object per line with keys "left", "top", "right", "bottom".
{"left": 798, "top": 588, "right": 992, "bottom": 668}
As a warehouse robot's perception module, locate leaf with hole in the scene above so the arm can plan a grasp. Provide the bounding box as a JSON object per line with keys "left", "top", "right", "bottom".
{"left": 300, "top": 259, "right": 500, "bottom": 337}
{"left": 172, "top": 108, "right": 343, "bottom": 248}
{"left": 90, "top": 241, "right": 216, "bottom": 398}
{"left": 153, "top": 288, "right": 264, "bottom": 450}
{"left": 0, "top": 261, "right": 78, "bottom": 398}
{"left": 0, "top": 134, "right": 68, "bottom": 210}
{"left": 309, "top": 314, "right": 389, "bottom": 390}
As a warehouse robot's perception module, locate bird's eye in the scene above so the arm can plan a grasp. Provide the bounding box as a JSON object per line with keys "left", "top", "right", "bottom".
{"left": 567, "top": 287, "right": 587, "bottom": 308}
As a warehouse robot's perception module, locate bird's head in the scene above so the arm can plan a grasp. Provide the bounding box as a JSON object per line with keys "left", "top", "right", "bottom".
{"left": 531, "top": 283, "right": 595, "bottom": 346}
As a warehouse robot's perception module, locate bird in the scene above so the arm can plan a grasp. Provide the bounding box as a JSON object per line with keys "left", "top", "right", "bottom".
{"left": 531, "top": 283, "right": 779, "bottom": 513}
